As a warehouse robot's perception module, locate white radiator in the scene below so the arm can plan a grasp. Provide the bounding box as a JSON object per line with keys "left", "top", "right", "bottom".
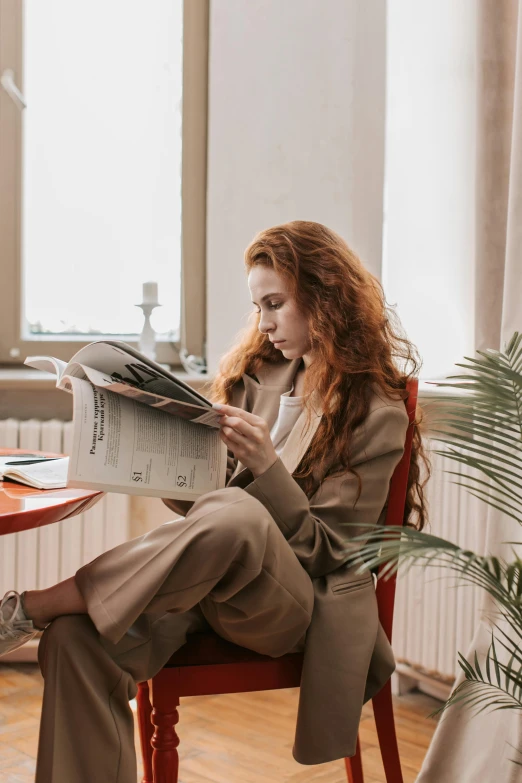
{"left": 0, "top": 417, "right": 130, "bottom": 596}
{"left": 0, "top": 421, "right": 486, "bottom": 681}
{"left": 392, "top": 443, "right": 487, "bottom": 691}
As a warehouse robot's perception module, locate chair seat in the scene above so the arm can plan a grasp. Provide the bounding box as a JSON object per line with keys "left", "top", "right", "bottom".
{"left": 164, "top": 630, "right": 304, "bottom": 668}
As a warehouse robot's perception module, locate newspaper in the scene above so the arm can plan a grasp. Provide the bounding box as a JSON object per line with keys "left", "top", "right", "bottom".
{"left": 25, "top": 341, "right": 227, "bottom": 500}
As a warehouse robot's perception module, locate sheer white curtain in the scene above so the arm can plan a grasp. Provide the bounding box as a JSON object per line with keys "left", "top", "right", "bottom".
{"left": 418, "top": 1, "right": 522, "bottom": 779}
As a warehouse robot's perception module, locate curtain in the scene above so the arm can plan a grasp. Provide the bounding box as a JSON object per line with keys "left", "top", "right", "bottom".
{"left": 417, "top": 0, "right": 522, "bottom": 779}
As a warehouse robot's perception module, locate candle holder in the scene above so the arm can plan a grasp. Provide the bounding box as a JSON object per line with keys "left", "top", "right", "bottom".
{"left": 135, "top": 301, "right": 162, "bottom": 361}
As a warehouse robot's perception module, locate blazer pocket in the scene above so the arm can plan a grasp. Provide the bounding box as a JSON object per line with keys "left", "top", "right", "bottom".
{"left": 331, "top": 575, "right": 373, "bottom": 595}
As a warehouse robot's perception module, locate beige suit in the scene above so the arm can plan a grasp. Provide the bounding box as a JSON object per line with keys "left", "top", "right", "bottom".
{"left": 35, "top": 358, "right": 408, "bottom": 781}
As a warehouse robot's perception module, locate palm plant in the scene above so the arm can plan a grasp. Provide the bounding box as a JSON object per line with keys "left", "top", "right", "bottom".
{"left": 344, "top": 331, "right": 522, "bottom": 742}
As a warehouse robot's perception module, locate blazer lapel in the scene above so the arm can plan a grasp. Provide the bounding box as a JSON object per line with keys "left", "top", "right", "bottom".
{"left": 279, "top": 392, "right": 323, "bottom": 474}
{"left": 246, "top": 383, "right": 283, "bottom": 433}
{"left": 229, "top": 359, "right": 323, "bottom": 482}
{"left": 246, "top": 357, "right": 302, "bottom": 431}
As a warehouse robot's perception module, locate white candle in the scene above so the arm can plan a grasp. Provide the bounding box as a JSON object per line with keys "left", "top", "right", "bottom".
{"left": 142, "top": 281, "right": 158, "bottom": 304}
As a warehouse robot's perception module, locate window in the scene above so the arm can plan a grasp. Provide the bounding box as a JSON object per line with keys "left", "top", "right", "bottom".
{"left": 383, "top": 0, "right": 477, "bottom": 379}
{"left": 0, "top": 0, "right": 208, "bottom": 366}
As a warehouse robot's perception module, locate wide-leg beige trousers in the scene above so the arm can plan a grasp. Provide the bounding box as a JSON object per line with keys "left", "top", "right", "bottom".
{"left": 35, "top": 487, "right": 314, "bottom": 783}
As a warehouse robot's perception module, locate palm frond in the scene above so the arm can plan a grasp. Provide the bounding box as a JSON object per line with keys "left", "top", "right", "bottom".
{"left": 487, "top": 618, "right": 522, "bottom": 666}
{"left": 443, "top": 478, "right": 522, "bottom": 528}
{"left": 386, "top": 332, "right": 522, "bottom": 744}
{"left": 506, "top": 742, "right": 522, "bottom": 767}
{"left": 341, "top": 525, "right": 522, "bottom": 630}
{"left": 422, "top": 333, "right": 522, "bottom": 535}
{"left": 427, "top": 335, "right": 522, "bottom": 438}
{"left": 429, "top": 636, "right": 522, "bottom": 720}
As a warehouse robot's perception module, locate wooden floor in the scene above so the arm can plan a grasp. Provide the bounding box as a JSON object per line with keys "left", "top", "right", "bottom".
{"left": 0, "top": 661, "right": 439, "bottom": 782}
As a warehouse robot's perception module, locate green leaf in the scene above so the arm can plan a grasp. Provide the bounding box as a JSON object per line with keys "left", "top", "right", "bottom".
{"left": 474, "top": 651, "right": 483, "bottom": 681}
{"left": 491, "top": 638, "right": 502, "bottom": 687}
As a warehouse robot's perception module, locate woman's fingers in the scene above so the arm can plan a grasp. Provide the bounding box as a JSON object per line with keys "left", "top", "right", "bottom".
{"left": 219, "top": 415, "right": 260, "bottom": 440}
{"left": 219, "top": 426, "right": 249, "bottom": 458}
{"left": 213, "top": 403, "right": 261, "bottom": 426}
{"left": 222, "top": 427, "right": 247, "bottom": 445}
{"left": 214, "top": 403, "right": 275, "bottom": 476}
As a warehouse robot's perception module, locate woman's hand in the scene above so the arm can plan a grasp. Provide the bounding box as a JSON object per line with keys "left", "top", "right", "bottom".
{"left": 213, "top": 403, "right": 278, "bottom": 478}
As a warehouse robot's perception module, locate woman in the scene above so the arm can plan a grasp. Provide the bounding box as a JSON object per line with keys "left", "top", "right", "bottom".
{"left": 0, "top": 221, "right": 428, "bottom": 780}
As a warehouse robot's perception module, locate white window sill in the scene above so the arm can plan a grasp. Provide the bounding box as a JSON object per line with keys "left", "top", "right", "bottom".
{"left": 0, "top": 368, "right": 454, "bottom": 399}
{"left": 0, "top": 366, "right": 211, "bottom": 392}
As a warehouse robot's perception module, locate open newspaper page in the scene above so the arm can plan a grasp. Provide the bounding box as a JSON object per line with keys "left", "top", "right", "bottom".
{"left": 66, "top": 377, "right": 226, "bottom": 500}
{"left": 25, "top": 340, "right": 219, "bottom": 427}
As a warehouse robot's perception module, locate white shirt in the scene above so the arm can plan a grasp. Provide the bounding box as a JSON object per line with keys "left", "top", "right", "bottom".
{"left": 269, "top": 387, "right": 304, "bottom": 456}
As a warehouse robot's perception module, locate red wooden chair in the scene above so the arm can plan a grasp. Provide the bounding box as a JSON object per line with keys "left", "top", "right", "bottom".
{"left": 137, "top": 378, "right": 419, "bottom": 783}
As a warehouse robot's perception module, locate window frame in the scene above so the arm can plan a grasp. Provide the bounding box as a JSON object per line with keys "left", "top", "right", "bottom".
{"left": 0, "top": 0, "right": 208, "bottom": 367}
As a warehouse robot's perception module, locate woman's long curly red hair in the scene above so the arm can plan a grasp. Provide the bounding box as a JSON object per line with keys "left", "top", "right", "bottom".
{"left": 208, "top": 220, "right": 430, "bottom": 530}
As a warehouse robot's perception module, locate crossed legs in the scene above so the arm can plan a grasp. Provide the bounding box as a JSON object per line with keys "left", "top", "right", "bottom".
{"left": 34, "top": 487, "right": 314, "bottom": 782}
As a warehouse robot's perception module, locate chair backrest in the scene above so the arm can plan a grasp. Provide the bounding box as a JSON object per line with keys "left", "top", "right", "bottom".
{"left": 375, "top": 377, "right": 419, "bottom": 644}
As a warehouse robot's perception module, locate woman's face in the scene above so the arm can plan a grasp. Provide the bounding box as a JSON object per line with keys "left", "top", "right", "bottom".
{"left": 248, "top": 265, "right": 312, "bottom": 364}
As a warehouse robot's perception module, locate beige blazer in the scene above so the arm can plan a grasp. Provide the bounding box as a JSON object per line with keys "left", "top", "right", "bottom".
{"left": 169, "top": 358, "right": 409, "bottom": 764}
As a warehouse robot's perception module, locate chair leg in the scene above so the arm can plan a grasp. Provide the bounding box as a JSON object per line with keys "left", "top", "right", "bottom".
{"left": 344, "top": 735, "right": 364, "bottom": 783}
{"left": 372, "top": 680, "right": 404, "bottom": 783}
{"left": 136, "top": 681, "right": 154, "bottom": 783}
{"left": 150, "top": 677, "right": 181, "bottom": 783}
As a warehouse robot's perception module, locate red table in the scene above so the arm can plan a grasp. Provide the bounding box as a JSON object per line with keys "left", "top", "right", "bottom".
{"left": 0, "top": 448, "right": 103, "bottom": 535}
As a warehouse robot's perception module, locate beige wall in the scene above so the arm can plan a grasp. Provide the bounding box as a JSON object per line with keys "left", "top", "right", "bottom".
{"left": 205, "top": 0, "right": 387, "bottom": 371}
